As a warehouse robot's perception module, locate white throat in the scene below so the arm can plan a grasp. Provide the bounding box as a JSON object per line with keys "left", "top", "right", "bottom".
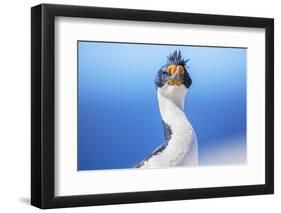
{"left": 157, "top": 84, "right": 187, "bottom": 112}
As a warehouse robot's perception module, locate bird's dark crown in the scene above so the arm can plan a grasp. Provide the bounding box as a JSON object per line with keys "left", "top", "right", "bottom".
{"left": 167, "top": 50, "right": 190, "bottom": 66}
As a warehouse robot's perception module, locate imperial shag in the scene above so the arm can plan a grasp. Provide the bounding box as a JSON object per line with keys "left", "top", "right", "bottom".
{"left": 136, "top": 50, "right": 198, "bottom": 168}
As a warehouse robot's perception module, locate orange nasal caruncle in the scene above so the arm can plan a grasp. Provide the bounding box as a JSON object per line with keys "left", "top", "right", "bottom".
{"left": 167, "top": 64, "right": 185, "bottom": 75}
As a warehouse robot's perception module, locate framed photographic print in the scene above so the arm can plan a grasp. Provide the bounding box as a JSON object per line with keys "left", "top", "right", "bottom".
{"left": 31, "top": 3, "right": 274, "bottom": 209}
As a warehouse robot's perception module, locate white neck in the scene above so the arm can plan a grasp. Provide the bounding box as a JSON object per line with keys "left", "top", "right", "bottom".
{"left": 157, "top": 84, "right": 187, "bottom": 118}
{"left": 138, "top": 85, "right": 198, "bottom": 168}
{"left": 154, "top": 85, "right": 196, "bottom": 166}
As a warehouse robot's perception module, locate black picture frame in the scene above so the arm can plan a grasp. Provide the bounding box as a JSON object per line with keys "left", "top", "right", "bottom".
{"left": 31, "top": 3, "right": 274, "bottom": 209}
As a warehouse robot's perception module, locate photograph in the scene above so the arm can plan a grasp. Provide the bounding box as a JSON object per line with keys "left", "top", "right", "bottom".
{"left": 77, "top": 41, "right": 247, "bottom": 170}
{"left": 30, "top": 3, "right": 274, "bottom": 209}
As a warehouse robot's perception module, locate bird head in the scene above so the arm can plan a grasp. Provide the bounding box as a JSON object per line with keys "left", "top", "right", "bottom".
{"left": 155, "top": 50, "right": 192, "bottom": 89}
{"left": 155, "top": 50, "right": 192, "bottom": 99}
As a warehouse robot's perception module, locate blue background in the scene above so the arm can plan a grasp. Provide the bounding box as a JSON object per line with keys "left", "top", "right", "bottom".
{"left": 78, "top": 41, "right": 247, "bottom": 170}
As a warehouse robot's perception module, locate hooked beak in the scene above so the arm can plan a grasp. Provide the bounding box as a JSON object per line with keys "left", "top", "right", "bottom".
{"left": 167, "top": 70, "right": 182, "bottom": 86}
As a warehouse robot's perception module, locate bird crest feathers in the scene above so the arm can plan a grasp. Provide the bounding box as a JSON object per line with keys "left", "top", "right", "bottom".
{"left": 167, "top": 50, "right": 189, "bottom": 66}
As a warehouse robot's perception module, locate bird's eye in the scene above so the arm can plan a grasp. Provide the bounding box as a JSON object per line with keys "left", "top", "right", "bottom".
{"left": 167, "top": 65, "right": 176, "bottom": 75}
{"left": 177, "top": 65, "right": 185, "bottom": 75}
